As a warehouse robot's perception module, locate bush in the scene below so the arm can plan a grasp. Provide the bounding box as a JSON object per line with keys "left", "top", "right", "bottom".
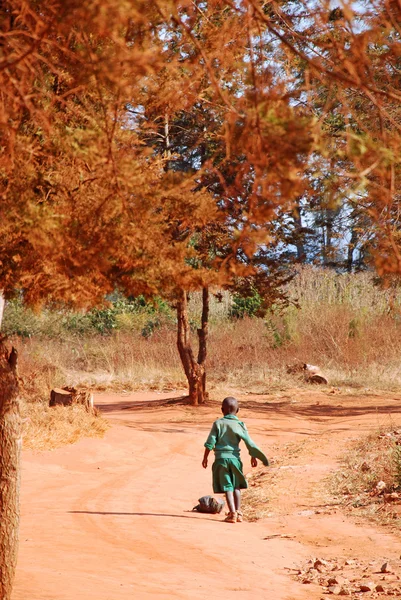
{"left": 230, "top": 291, "right": 262, "bottom": 319}
{"left": 2, "top": 299, "right": 40, "bottom": 338}
{"left": 3, "top": 294, "right": 175, "bottom": 337}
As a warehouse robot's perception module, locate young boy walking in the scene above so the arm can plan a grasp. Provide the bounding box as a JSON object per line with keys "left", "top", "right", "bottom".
{"left": 202, "top": 396, "right": 269, "bottom": 523}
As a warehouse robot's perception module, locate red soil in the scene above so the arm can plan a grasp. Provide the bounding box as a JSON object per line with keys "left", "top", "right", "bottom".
{"left": 12, "top": 389, "right": 401, "bottom": 599}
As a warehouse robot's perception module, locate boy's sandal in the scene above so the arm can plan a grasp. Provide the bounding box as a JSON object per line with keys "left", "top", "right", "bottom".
{"left": 224, "top": 511, "right": 237, "bottom": 523}
{"left": 236, "top": 511, "right": 243, "bottom": 522}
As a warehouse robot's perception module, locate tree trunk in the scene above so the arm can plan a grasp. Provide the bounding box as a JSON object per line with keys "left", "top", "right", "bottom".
{"left": 0, "top": 291, "right": 5, "bottom": 329}
{"left": 347, "top": 227, "right": 358, "bottom": 272}
{"left": 293, "top": 199, "right": 306, "bottom": 263}
{"left": 197, "top": 286, "right": 209, "bottom": 402}
{"left": 326, "top": 216, "right": 333, "bottom": 264}
{"left": 0, "top": 339, "right": 21, "bottom": 600}
{"left": 176, "top": 288, "right": 209, "bottom": 405}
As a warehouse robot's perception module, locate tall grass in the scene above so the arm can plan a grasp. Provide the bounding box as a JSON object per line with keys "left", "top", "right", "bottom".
{"left": 7, "top": 266, "right": 401, "bottom": 396}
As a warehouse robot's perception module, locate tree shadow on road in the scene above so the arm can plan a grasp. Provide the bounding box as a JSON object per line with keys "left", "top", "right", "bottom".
{"left": 97, "top": 396, "right": 189, "bottom": 413}
{"left": 240, "top": 400, "right": 401, "bottom": 421}
{"left": 97, "top": 397, "right": 401, "bottom": 421}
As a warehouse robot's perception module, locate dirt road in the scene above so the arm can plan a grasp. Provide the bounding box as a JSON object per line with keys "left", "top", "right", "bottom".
{"left": 12, "top": 390, "right": 401, "bottom": 599}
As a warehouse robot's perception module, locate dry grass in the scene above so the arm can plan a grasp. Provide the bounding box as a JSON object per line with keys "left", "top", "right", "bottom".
{"left": 329, "top": 428, "right": 401, "bottom": 526}
{"left": 13, "top": 311, "right": 401, "bottom": 397}
{"left": 242, "top": 468, "right": 273, "bottom": 521}
{"left": 15, "top": 330, "right": 186, "bottom": 395}
{"left": 17, "top": 352, "right": 110, "bottom": 451}
{"left": 332, "top": 433, "right": 399, "bottom": 496}
{"left": 21, "top": 399, "right": 109, "bottom": 450}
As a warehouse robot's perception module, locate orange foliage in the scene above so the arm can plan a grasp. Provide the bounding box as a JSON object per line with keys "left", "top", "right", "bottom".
{"left": 1, "top": 1, "right": 401, "bottom": 296}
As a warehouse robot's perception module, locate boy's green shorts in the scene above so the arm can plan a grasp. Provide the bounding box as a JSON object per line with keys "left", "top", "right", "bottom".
{"left": 212, "top": 457, "right": 247, "bottom": 493}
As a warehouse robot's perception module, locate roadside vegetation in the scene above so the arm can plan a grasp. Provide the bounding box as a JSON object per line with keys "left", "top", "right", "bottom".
{"left": 7, "top": 267, "right": 401, "bottom": 400}
{"left": 242, "top": 468, "right": 274, "bottom": 522}
{"left": 330, "top": 428, "right": 401, "bottom": 528}
{"left": 21, "top": 400, "right": 108, "bottom": 451}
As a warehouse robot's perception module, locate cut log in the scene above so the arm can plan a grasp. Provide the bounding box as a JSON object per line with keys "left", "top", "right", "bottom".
{"left": 307, "top": 374, "right": 328, "bottom": 385}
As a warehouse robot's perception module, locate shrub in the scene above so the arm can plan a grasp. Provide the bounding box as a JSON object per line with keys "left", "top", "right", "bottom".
{"left": 3, "top": 294, "right": 175, "bottom": 337}
{"left": 230, "top": 290, "right": 262, "bottom": 319}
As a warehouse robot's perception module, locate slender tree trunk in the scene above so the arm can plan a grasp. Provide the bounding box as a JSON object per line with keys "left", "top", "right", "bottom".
{"left": 0, "top": 291, "right": 5, "bottom": 329}
{"left": 0, "top": 339, "right": 21, "bottom": 600}
{"left": 293, "top": 199, "right": 306, "bottom": 263}
{"left": 326, "top": 218, "right": 333, "bottom": 264}
{"left": 197, "top": 287, "right": 209, "bottom": 402}
{"left": 176, "top": 288, "right": 209, "bottom": 405}
{"left": 347, "top": 227, "right": 358, "bottom": 272}
{"left": 321, "top": 226, "right": 327, "bottom": 266}
{"left": 164, "top": 112, "right": 171, "bottom": 171}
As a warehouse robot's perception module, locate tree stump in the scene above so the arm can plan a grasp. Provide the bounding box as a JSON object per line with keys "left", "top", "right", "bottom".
{"left": 50, "top": 388, "right": 74, "bottom": 407}
{"left": 49, "top": 387, "right": 94, "bottom": 411}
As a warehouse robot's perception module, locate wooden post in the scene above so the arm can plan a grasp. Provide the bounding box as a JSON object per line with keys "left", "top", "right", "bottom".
{"left": 0, "top": 340, "right": 21, "bottom": 600}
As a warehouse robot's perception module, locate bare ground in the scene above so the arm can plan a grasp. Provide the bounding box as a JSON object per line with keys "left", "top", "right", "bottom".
{"left": 12, "top": 388, "right": 401, "bottom": 599}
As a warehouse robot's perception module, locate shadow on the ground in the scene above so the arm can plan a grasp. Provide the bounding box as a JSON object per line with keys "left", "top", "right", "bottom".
{"left": 96, "top": 396, "right": 401, "bottom": 440}
{"left": 113, "top": 423, "right": 195, "bottom": 434}
{"left": 69, "top": 510, "right": 218, "bottom": 522}
{"left": 97, "top": 396, "right": 189, "bottom": 413}
{"left": 238, "top": 400, "right": 401, "bottom": 421}
{"left": 99, "top": 397, "right": 401, "bottom": 421}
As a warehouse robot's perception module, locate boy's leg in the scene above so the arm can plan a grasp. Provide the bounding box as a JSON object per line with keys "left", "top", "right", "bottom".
{"left": 234, "top": 488, "right": 243, "bottom": 522}
{"left": 234, "top": 488, "right": 241, "bottom": 511}
{"left": 225, "top": 491, "right": 236, "bottom": 513}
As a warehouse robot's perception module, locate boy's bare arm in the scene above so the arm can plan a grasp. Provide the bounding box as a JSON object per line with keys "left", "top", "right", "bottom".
{"left": 202, "top": 448, "right": 210, "bottom": 468}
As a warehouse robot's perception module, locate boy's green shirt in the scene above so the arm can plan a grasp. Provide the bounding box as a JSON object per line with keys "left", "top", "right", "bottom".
{"left": 204, "top": 414, "right": 269, "bottom": 465}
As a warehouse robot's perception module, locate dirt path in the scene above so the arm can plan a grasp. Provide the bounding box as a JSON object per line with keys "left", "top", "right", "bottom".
{"left": 12, "top": 389, "right": 401, "bottom": 599}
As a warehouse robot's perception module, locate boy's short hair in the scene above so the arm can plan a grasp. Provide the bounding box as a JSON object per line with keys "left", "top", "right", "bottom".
{"left": 222, "top": 396, "right": 239, "bottom": 414}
